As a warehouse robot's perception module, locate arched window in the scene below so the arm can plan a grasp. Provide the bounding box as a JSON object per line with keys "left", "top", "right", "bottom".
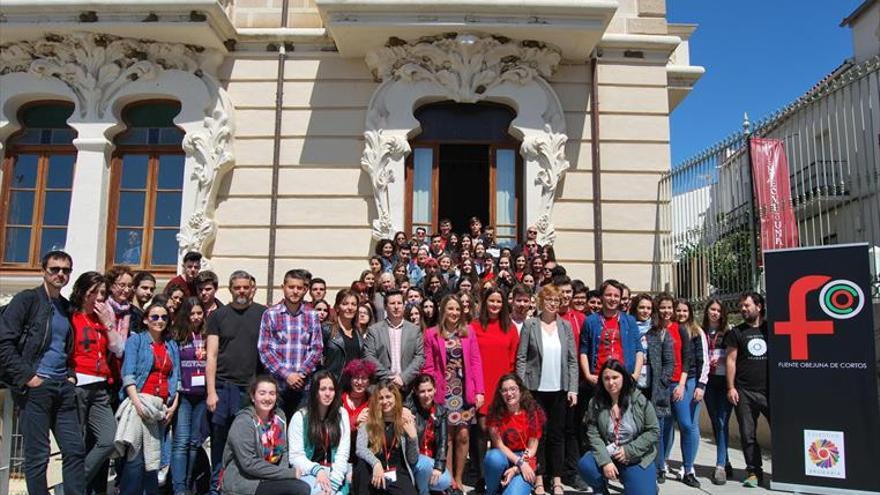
{"left": 108, "top": 101, "right": 184, "bottom": 271}
{"left": 1, "top": 102, "right": 76, "bottom": 268}
{"left": 406, "top": 101, "right": 521, "bottom": 246}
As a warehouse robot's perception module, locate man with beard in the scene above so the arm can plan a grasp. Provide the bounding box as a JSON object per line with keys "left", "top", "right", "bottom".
{"left": 724, "top": 292, "right": 770, "bottom": 488}
{"left": 205, "top": 270, "right": 267, "bottom": 495}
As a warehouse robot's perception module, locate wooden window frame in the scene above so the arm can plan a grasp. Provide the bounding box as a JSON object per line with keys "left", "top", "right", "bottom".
{"left": 106, "top": 100, "right": 184, "bottom": 274}
{"left": 404, "top": 139, "right": 523, "bottom": 244}
{"left": 0, "top": 101, "right": 77, "bottom": 272}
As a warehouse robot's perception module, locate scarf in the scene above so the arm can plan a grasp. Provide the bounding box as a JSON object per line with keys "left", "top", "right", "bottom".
{"left": 107, "top": 297, "right": 131, "bottom": 346}
{"left": 256, "top": 413, "right": 286, "bottom": 465}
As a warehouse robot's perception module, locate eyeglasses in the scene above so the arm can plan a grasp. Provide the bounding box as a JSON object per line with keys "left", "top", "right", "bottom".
{"left": 114, "top": 282, "right": 134, "bottom": 290}
{"left": 148, "top": 314, "right": 169, "bottom": 321}
{"left": 527, "top": 230, "right": 537, "bottom": 236}
{"left": 47, "top": 266, "right": 72, "bottom": 275}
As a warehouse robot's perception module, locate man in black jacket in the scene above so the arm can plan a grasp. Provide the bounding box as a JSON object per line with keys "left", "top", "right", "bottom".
{"left": 0, "top": 250, "right": 85, "bottom": 495}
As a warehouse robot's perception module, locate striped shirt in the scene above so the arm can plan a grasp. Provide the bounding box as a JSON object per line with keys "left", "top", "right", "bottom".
{"left": 258, "top": 302, "right": 324, "bottom": 387}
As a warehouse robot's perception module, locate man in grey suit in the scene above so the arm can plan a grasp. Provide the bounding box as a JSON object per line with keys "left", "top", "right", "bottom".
{"left": 363, "top": 289, "right": 425, "bottom": 389}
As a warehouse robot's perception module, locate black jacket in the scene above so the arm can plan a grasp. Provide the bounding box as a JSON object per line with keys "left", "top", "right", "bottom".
{"left": 321, "top": 323, "right": 364, "bottom": 380}
{"left": 0, "top": 285, "right": 75, "bottom": 392}
{"left": 406, "top": 397, "right": 448, "bottom": 471}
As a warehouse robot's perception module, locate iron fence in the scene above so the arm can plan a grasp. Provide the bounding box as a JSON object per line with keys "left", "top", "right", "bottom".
{"left": 663, "top": 55, "right": 880, "bottom": 309}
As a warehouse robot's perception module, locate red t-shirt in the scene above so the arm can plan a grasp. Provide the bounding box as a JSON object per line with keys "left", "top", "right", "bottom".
{"left": 595, "top": 314, "right": 623, "bottom": 373}
{"left": 488, "top": 408, "right": 545, "bottom": 467}
{"left": 142, "top": 342, "right": 173, "bottom": 400}
{"left": 70, "top": 312, "right": 113, "bottom": 381}
{"left": 342, "top": 392, "right": 369, "bottom": 432}
{"left": 558, "top": 309, "right": 585, "bottom": 348}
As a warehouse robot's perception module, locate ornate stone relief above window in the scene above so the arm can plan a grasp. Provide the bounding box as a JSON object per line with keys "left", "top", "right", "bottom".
{"left": 0, "top": 32, "right": 234, "bottom": 267}
{"left": 360, "top": 33, "right": 570, "bottom": 245}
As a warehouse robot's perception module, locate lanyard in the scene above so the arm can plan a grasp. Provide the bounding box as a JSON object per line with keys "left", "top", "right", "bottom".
{"left": 422, "top": 407, "right": 435, "bottom": 453}
{"left": 321, "top": 425, "right": 332, "bottom": 466}
{"left": 382, "top": 426, "right": 398, "bottom": 469}
{"left": 611, "top": 407, "right": 622, "bottom": 445}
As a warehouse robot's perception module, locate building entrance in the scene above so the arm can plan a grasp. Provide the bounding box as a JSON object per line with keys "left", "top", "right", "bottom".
{"left": 438, "top": 144, "right": 489, "bottom": 235}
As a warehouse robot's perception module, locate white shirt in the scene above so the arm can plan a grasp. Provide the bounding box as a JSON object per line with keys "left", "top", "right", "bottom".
{"left": 538, "top": 326, "right": 562, "bottom": 391}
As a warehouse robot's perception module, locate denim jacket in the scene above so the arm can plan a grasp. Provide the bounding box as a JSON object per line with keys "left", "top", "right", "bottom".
{"left": 579, "top": 311, "right": 643, "bottom": 375}
{"left": 120, "top": 331, "right": 180, "bottom": 402}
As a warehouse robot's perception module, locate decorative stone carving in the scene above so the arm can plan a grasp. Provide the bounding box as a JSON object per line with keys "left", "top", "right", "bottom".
{"left": 366, "top": 33, "right": 562, "bottom": 103}
{"left": 361, "top": 128, "right": 411, "bottom": 239}
{"left": 0, "top": 32, "right": 204, "bottom": 119}
{"left": 177, "top": 78, "right": 235, "bottom": 264}
{"left": 361, "top": 33, "right": 569, "bottom": 243}
{"left": 521, "top": 125, "right": 571, "bottom": 245}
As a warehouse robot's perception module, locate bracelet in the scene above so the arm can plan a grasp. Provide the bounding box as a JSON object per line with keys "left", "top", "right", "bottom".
{"left": 515, "top": 456, "right": 525, "bottom": 467}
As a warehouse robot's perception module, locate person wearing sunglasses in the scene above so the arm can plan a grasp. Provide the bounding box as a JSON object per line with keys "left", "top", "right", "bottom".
{"left": 0, "top": 250, "right": 87, "bottom": 495}
{"left": 116, "top": 301, "right": 181, "bottom": 494}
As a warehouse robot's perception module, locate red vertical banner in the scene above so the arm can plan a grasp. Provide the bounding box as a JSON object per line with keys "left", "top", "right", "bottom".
{"left": 750, "top": 137, "right": 799, "bottom": 256}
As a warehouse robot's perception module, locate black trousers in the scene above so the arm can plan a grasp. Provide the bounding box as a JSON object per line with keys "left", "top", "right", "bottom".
{"left": 353, "top": 458, "right": 417, "bottom": 495}
{"left": 17, "top": 378, "right": 86, "bottom": 495}
{"left": 277, "top": 387, "right": 307, "bottom": 421}
{"left": 564, "top": 382, "right": 592, "bottom": 479}
{"left": 533, "top": 390, "right": 567, "bottom": 479}
{"left": 734, "top": 388, "right": 770, "bottom": 475}
{"left": 255, "top": 478, "right": 311, "bottom": 495}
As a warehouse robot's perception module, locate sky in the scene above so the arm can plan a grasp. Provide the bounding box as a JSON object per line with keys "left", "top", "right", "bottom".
{"left": 667, "top": 0, "right": 865, "bottom": 166}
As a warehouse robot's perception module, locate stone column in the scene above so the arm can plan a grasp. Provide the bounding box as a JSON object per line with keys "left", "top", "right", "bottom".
{"left": 66, "top": 122, "right": 115, "bottom": 277}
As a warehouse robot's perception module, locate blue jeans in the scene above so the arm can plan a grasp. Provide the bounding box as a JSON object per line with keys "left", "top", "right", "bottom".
{"left": 172, "top": 394, "right": 207, "bottom": 493}
{"left": 484, "top": 449, "right": 533, "bottom": 495}
{"left": 119, "top": 448, "right": 159, "bottom": 495}
{"left": 704, "top": 376, "right": 732, "bottom": 467}
{"left": 577, "top": 452, "right": 655, "bottom": 495}
{"left": 413, "top": 454, "right": 452, "bottom": 495}
{"left": 660, "top": 378, "right": 699, "bottom": 472}
{"left": 301, "top": 473, "right": 346, "bottom": 495}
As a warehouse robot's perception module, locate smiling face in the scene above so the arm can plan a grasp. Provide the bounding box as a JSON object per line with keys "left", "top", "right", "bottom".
{"left": 377, "top": 387, "right": 396, "bottom": 414}
{"left": 636, "top": 297, "right": 653, "bottom": 322}
{"left": 337, "top": 295, "right": 358, "bottom": 322}
{"left": 500, "top": 378, "right": 521, "bottom": 410}
{"left": 144, "top": 305, "right": 169, "bottom": 336}
{"left": 442, "top": 298, "right": 462, "bottom": 328}
{"left": 417, "top": 380, "right": 436, "bottom": 408}
{"left": 110, "top": 273, "right": 134, "bottom": 304}
{"left": 675, "top": 302, "right": 690, "bottom": 323}
{"left": 252, "top": 381, "right": 278, "bottom": 418}
{"left": 351, "top": 373, "right": 370, "bottom": 395}
{"left": 657, "top": 299, "right": 674, "bottom": 323}
{"left": 486, "top": 291, "right": 503, "bottom": 318}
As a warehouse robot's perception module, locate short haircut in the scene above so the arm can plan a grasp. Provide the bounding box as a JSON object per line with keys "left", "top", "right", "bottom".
{"left": 587, "top": 289, "right": 602, "bottom": 299}
{"left": 195, "top": 270, "right": 219, "bottom": 289}
{"left": 284, "top": 268, "right": 310, "bottom": 284}
{"left": 229, "top": 270, "right": 253, "bottom": 286}
{"left": 133, "top": 271, "right": 156, "bottom": 286}
{"left": 182, "top": 251, "right": 202, "bottom": 264}
{"left": 41, "top": 250, "right": 72, "bottom": 269}
{"left": 511, "top": 283, "right": 531, "bottom": 300}
{"left": 552, "top": 275, "right": 572, "bottom": 288}
{"left": 550, "top": 265, "right": 566, "bottom": 278}
{"left": 599, "top": 279, "right": 624, "bottom": 296}
{"left": 572, "top": 279, "right": 588, "bottom": 295}
{"left": 384, "top": 289, "right": 404, "bottom": 305}
{"left": 439, "top": 218, "right": 451, "bottom": 225}
{"left": 739, "top": 291, "right": 766, "bottom": 315}
{"left": 310, "top": 277, "right": 326, "bottom": 288}
{"left": 431, "top": 233, "right": 443, "bottom": 241}
{"left": 536, "top": 284, "right": 562, "bottom": 310}
{"left": 415, "top": 227, "right": 426, "bottom": 234}
{"left": 105, "top": 265, "right": 134, "bottom": 285}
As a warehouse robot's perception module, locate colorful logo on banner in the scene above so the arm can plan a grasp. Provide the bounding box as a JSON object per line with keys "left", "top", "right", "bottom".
{"left": 804, "top": 430, "right": 846, "bottom": 479}
{"left": 749, "top": 137, "right": 799, "bottom": 258}
{"left": 774, "top": 275, "right": 865, "bottom": 360}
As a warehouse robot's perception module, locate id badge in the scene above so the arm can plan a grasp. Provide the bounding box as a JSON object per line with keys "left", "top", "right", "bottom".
{"left": 191, "top": 375, "right": 205, "bottom": 387}
{"left": 384, "top": 469, "right": 397, "bottom": 482}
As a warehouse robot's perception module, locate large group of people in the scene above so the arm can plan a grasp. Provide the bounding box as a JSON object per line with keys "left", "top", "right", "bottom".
{"left": 0, "top": 215, "right": 771, "bottom": 495}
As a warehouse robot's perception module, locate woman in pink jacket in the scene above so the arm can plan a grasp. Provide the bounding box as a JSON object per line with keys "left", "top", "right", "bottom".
{"left": 423, "top": 294, "right": 485, "bottom": 495}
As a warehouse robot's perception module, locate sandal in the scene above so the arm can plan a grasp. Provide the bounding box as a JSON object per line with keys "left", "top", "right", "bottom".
{"left": 533, "top": 478, "right": 546, "bottom": 495}
{"left": 552, "top": 482, "right": 565, "bottom": 495}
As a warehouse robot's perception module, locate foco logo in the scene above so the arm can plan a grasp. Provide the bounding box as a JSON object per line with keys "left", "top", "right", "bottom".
{"left": 774, "top": 276, "right": 865, "bottom": 360}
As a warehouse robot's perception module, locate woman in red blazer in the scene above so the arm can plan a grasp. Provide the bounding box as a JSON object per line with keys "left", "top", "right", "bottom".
{"left": 422, "top": 294, "right": 485, "bottom": 495}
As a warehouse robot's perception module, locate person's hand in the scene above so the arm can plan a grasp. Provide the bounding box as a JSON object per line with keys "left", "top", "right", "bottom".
{"left": 520, "top": 461, "right": 536, "bottom": 484}
{"left": 164, "top": 403, "right": 178, "bottom": 425}
{"left": 501, "top": 466, "right": 517, "bottom": 486}
{"left": 672, "top": 384, "right": 685, "bottom": 402}
{"left": 207, "top": 391, "right": 219, "bottom": 413}
{"left": 693, "top": 388, "right": 705, "bottom": 403}
{"left": 94, "top": 300, "right": 116, "bottom": 329}
{"left": 727, "top": 387, "right": 739, "bottom": 406}
{"left": 371, "top": 463, "right": 386, "bottom": 489}
{"left": 26, "top": 375, "right": 44, "bottom": 388}
{"left": 430, "top": 469, "right": 442, "bottom": 486}
{"left": 134, "top": 400, "right": 149, "bottom": 420}
{"left": 356, "top": 408, "right": 370, "bottom": 427}
{"left": 402, "top": 408, "right": 417, "bottom": 438}
{"left": 392, "top": 375, "right": 404, "bottom": 388}
{"left": 67, "top": 376, "right": 77, "bottom": 385}
{"left": 567, "top": 392, "right": 577, "bottom": 407}
{"left": 611, "top": 448, "right": 628, "bottom": 464}
{"left": 602, "top": 462, "right": 619, "bottom": 481}
{"left": 475, "top": 394, "right": 485, "bottom": 410}
{"left": 585, "top": 374, "right": 598, "bottom": 386}
{"left": 316, "top": 469, "right": 332, "bottom": 495}
{"left": 287, "top": 372, "right": 305, "bottom": 389}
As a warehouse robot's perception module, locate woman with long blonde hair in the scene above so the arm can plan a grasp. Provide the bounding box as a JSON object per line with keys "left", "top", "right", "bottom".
{"left": 354, "top": 381, "right": 419, "bottom": 495}
{"left": 422, "top": 295, "right": 485, "bottom": 495}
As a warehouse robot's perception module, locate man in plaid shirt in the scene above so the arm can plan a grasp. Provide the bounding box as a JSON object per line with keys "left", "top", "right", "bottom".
{"left": 258, "top": 268, "right": 324, "bottom": 418}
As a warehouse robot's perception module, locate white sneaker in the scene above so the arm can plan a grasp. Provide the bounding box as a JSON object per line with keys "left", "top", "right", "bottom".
{"left": 158, "top": 465, "right": 170, "bottom": 487}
